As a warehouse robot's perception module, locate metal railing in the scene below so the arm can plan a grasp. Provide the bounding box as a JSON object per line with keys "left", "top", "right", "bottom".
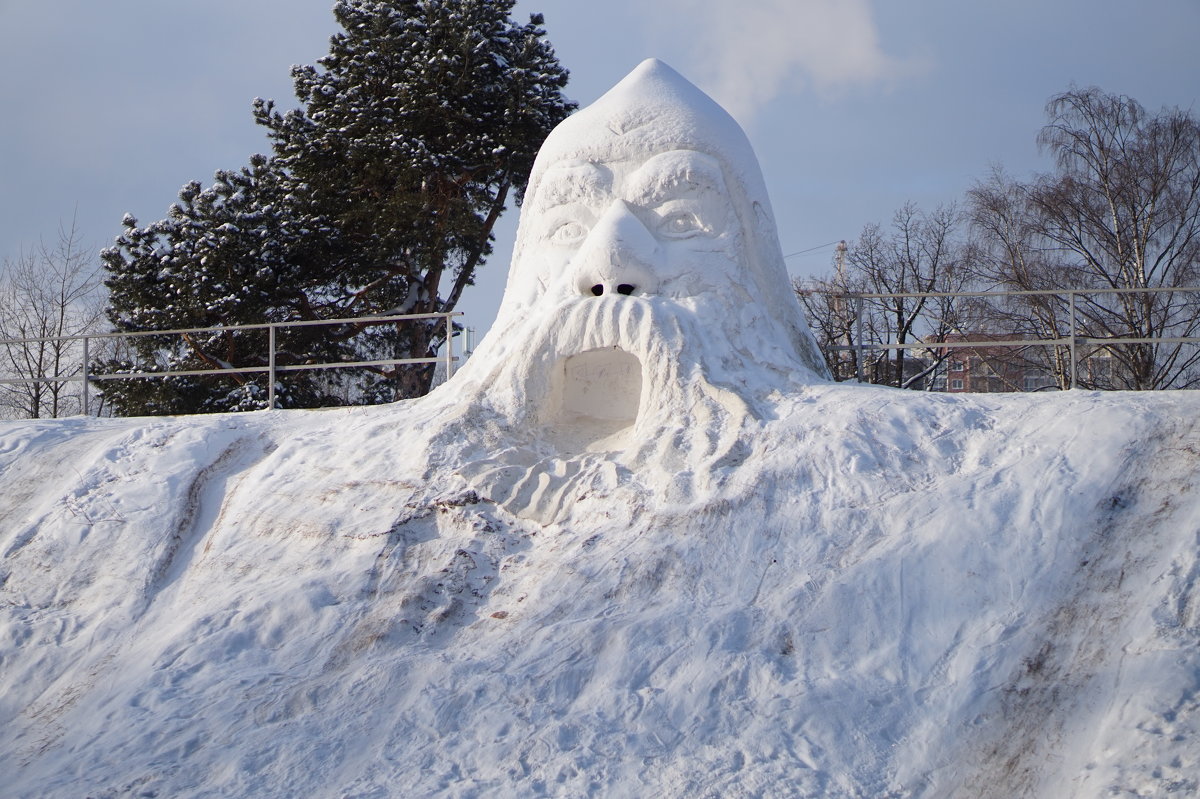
{"left": 5, "top": 286, "right": 1200, "bottom": 416}
{"left": 0, "top": 311, "right": 460, "bottom": 415}
{"left": 800, "top": 285, "right": 1200, "bottom": 389}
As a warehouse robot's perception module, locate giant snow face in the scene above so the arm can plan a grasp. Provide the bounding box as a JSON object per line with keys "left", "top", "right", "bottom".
{"left": 524, "top": 150, "right": 741, "bottom": 305}
{"left": 526, "top": 149, "right": 746, "bottom": 453}
{"left": 440, "top": 59, "right": 829, "bottom": 524}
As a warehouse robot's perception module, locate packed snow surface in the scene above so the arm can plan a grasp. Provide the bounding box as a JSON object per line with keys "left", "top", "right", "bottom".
{"left": 3, "top": 60, "right": 1198, "bottom": 797}
{"left": 1, "top": 388, "right": 1199, "bottom": 798}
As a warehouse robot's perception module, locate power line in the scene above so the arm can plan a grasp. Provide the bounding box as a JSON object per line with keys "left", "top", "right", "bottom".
{"left": 782, "top": 240, "right": 842, "bottom": 259}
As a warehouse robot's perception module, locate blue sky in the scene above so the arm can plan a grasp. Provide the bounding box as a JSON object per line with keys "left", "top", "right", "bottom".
{"left": 1, "top": 0, "right": 1197, "bottom": 337}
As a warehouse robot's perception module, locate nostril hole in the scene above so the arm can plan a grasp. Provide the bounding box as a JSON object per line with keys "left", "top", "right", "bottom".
{"left": 590, "top": 284, "right": 604, "bottom": 296}
{"left": 616, "top": 284, "right": 635, "bottom": 296}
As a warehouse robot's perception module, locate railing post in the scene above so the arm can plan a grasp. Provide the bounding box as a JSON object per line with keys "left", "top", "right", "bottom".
{"left": 1068, "top": 291, "right": 1078, "bottom": 389}
{"left": 855, "top": 298, "right": 865, "bottom": 383}
{"left": 268, "top": 324, "right": 277, "bottom": 409}
{"left": 81, "top": 335, "right": 90, "bottom": 417}
{"left": 444, "top": 312, "right": 455, "bottom": 379}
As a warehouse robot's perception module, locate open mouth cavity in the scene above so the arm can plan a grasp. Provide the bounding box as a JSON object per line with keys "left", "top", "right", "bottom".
{"left": 544, "top": 346, "right": 643, "bottom": 454}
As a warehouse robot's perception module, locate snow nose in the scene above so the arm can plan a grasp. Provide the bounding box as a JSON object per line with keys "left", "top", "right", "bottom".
{"left": 571, "top": 201, "right": 659, "bottom": 297}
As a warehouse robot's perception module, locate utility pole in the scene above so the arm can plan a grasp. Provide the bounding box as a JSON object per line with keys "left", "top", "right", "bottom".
{"left": 834, "top": 240, "right": 853, "bottom": 379}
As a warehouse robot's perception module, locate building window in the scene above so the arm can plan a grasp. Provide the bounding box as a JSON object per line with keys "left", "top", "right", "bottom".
{"left": 949, "top": 358, "right": 965, "bottom": 371}
{"left": 949, "top": 378, "right": 964, "bottom": 391}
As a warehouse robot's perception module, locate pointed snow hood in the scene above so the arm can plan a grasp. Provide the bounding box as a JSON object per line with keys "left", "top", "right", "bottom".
{"left": 527, "top": 58, "right": 757, "bottom": 188}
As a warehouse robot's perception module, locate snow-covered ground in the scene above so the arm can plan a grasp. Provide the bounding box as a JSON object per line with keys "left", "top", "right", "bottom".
{"left": 4, "top": 59, "right": 1197, "bottom": 797}
{"left": 1, "top": 385, "right": 1198, "bottom": 798}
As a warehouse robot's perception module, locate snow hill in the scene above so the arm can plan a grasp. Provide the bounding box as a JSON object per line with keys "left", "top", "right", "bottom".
{"left": 4, "top": 59, "right": 1198, "bottom": 798}
{"left": 1, "top": 385, "right": 1198, "bottom": 798}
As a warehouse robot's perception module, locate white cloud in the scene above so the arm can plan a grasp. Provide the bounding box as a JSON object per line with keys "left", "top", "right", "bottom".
{"left": 647, "top": 0, "right": 922, "bottom": 122}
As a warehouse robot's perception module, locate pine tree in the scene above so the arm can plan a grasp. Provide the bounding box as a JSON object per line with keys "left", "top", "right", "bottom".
{"left": 100, "top": 0, "right": 574, "bottom": 414}
{"left": 99, "top": 155, "right": 330, "bottom": 413}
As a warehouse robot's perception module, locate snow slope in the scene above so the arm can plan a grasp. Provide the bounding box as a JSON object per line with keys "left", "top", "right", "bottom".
{"left": 1, "top": 385, "right": 1198, "bottom": 798}
{"left": 3, "top": 59, "right": 1197, "bottom": 798}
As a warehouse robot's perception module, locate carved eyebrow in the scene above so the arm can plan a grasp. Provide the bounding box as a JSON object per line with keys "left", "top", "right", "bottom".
{"left": 534, "top": 161, "right": 612, "bottom": 211}
{"left": 625, "top": 151, "right": 725, "bottom": 206}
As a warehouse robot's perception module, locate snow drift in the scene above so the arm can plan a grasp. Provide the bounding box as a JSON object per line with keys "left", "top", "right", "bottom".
{"left": 2, "top": 60, "right": 1198, "bottom": 798}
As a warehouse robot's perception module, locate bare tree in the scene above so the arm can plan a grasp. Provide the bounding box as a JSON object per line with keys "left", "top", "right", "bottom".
{"left": 794, "top": 242, "right": 863, "bottom": 382}
{"left": 798, "top": 203, "right": 978, "bottom": 388}
{"left": 0, "top": 221, "right": 105, "bottom": 418}
{"left": 970, "top": 87, "right": 1200, "bottom": 389}
{"left": 968, "top": 168, "right": 1076, "bottom": 389}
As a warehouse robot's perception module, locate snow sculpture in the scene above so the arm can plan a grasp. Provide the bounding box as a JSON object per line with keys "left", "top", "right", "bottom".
{"left": 445, "top": 59, "right": 829, "bottom": 523}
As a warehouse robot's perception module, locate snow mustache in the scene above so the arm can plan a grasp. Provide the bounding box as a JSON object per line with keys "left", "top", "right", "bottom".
{"left": 456, "top": 296, "right": 753, "bottom": 525}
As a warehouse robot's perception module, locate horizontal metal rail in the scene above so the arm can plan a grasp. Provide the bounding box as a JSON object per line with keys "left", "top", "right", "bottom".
{"left": 0, "top": 311, "right": 455, "bottom": 347}
{"left": 798, "top": 285, "right": 1200, "bottom": 300}
{"left": 831, "top": 335, "right": 1200, "bottom": 352}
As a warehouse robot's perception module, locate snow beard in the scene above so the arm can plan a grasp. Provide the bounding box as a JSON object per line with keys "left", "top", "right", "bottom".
{"left": 437, "top": 294, "right": 766, "bottom": 525}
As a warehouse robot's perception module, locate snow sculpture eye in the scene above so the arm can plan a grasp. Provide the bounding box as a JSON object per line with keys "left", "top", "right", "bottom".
{"left": 550, "top": 220, "right": 589, "bottom": 246}
{"left": 627, "top": 151, "right": 728, "bottom": 243}
{"left": 658, "top": 209, "right": 706, "bottom": 238}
